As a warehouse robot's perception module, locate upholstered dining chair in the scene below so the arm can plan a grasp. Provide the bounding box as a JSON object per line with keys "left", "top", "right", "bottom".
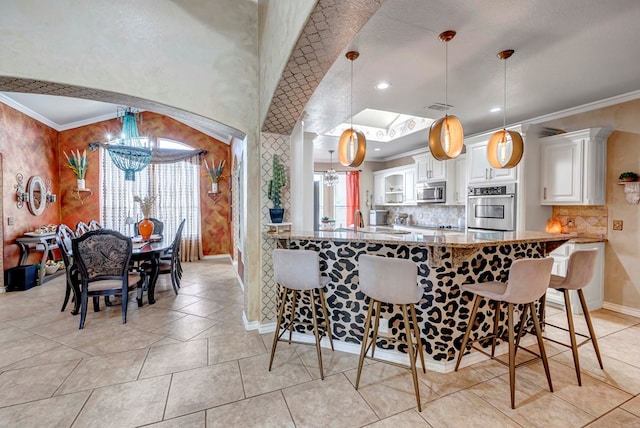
{"left": 88, "top": 220, "right": 103, "bottom": 230}
{"left": 135, "top": 218, "right": 164, "bottom": 236}
{"left": 157, "top": 219, "right": 186, "bottom": 294}
{"left": 75, "top": 221, "right": 90, "bottom": 236}
{"left": 71, "top": 229, "right": 146, "bottom": 329}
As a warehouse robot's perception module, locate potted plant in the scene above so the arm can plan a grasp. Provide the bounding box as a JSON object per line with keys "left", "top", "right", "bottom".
{"left": 619, "top": 171, "right": 638, "bottom": 182}
{"left": 267, "top": 155, "right": 287, "bottom": 223}
{"left": 204, "top": 158, "right": 225, "bottom": 193}
{"left": 64, "top": 149, "right": 88, "bottom": 190}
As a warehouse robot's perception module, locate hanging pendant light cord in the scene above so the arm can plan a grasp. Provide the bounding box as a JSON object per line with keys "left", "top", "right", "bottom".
{"left": 503, "top": 56, "right": 507, "bottom": 130}
{"left": 350, "top": 58, "right": 354, "bottom": 130}
{"left": 445, "top": 40, "right": 449, "bottom": 117}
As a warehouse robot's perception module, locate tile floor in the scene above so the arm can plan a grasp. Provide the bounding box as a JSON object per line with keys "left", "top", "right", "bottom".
{"left": 1, "top": 258, "right": 640, "bottom": 427}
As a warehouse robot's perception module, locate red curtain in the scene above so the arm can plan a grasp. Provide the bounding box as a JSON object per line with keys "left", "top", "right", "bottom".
{"left": 346, "top": 171, "right": 360, "bottom": 226}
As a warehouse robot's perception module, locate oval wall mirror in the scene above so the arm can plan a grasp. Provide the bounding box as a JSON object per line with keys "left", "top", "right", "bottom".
{"left": 27, "top": 175, "right": 46, "bottom": 216}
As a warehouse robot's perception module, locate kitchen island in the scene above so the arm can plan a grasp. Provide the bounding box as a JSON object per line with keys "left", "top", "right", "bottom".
{"left": 262, "top": 228, "right": 569, "bottom": 371}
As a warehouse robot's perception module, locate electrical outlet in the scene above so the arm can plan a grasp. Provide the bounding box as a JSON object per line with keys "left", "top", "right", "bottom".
{"left": 567, "top": 217, "right": 575, "bottom": 228}
{"left": 613, "top": 220, "right": 623, "bottom": 231}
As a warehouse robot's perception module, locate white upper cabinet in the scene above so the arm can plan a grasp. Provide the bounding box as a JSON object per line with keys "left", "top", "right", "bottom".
{"left": 540, "top": 128, "right": 612, "bottom": 205}
{"left": 413, "top": 153, "right": 447, "bottom": 182}
{"left": 372, "top": 165, "right": 416, "bottom": 206}
{"left": 453, "top": 155, "right": 467, "bottom": 205}
{"left": 467, "top": 141, "right": 517, "bottom": 184}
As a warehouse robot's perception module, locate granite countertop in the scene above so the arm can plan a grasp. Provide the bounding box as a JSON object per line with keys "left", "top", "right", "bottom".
{"left": 265, "top": 228, "right": 570, "bottom": 249}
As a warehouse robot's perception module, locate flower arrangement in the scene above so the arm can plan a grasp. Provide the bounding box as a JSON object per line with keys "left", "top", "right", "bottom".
{"left": 133, "top": 195, "right": 156, "bottom": 218}
{"left": 64, "top": 149, "right": 88, "bottom": 179}
{"left": 204, "top": 158, "right": 226, "bottom": 183}
{"left": 619, "top": 171, "right": 638, "bottom": 182}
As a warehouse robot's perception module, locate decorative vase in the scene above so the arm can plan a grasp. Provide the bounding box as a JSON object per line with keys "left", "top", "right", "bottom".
{"left": 211, "top": 182, "right": 219, "bottom": 193}
{"left": 77, "top": 178, "right": 86, "bottom": 190}
{"left": 138, "top": 218, "right": 154, "bottom": 240}
{"left": 269, "top": 208, "right": 284, "bottom": 224}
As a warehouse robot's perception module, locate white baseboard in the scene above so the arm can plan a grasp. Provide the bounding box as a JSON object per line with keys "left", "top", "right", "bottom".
{"left": 242, "top": 320, "right": 538, "bottom": 373}
{"left": 201, "top": 254, "right": 232, "bottom": 260}
{"left": 242, "top": 312, "right": 261, "bottom": 331}
{"left": 602, "top": 302, "right": 640, "bottom": 318}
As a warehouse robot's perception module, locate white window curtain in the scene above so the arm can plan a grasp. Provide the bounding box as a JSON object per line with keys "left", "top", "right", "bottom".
{"left": 100, "top": 149, "right": 202, "bottom": 261}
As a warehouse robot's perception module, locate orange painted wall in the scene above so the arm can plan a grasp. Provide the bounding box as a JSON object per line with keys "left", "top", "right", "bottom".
{"left": 0, "top": 104, "right": 230, "bottom": 272}
{"left": 0, "top": 103, "right": 61, "bottom": 268}
{"left": 58, "top": 112, "right": 231, "bottom": 256}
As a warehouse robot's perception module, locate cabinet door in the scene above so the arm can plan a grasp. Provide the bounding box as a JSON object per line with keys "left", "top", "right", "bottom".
{"left": 540, "top": 139, "right": 583, "bottom": 204}
{"left": 414, "top": 155, "right": 430, "bottom": 182}
{"left": 373, "top": 173, "right": 385, "bottom": 205}
{"left": 467, "top": 143, "right": 491, "bottom": 183}
{"left": 429, "top": 155, "right": 447, "bottom": 181}
{"left": 454, "top": 156, "right": 467, "bottom": 204}
{"left": 404, "top": 169, "right": 416, "bottom": 204}
{"left": 491, "top": 165, "right": 517, "bottom": 181}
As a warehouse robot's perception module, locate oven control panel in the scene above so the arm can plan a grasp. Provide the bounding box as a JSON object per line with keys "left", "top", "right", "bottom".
{"left": 468, "top": 183, "right": 516, "bottom": 196}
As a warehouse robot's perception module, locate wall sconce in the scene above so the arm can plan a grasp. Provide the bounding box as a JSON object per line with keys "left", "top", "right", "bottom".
{"left": 45, "top": 177, "right": 57, "bottom": 207}
{"left": 15, "top": 173, "right": 29, "bottom": 208}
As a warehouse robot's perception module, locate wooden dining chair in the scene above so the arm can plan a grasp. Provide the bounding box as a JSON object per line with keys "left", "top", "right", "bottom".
{"left": 72, "top": 229, "right": 146, "bottom": 329}
{"left": 75, "top": 221, "right": 90, "bottom": 236}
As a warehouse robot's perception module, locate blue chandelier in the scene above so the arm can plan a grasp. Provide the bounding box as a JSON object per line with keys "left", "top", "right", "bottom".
{"left": 105, "top": 107, "right": 152, "bottom": 181}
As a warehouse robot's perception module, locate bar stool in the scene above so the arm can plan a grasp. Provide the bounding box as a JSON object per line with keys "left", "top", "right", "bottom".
{"left": 268, "top": 249, "right": 334, "bottom": 379}
{"left": 355, "top": 255, "right": 426, "bottom": 412}
{"left": 455, "top": 257, "right": 554, "bottom": 409}
{"left": 545, "top": 248, "right": 603, "bottom": 386}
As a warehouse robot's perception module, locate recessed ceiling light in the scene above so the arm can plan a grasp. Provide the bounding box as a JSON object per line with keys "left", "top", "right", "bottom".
{"left": 490, "top": 107, "right": 502, "bottom": 113}
{"left": 374, "top": 148, "right": 381, "bottom": 151}
{"left": 375, "top": 82, "right": 391, "bottom": 90}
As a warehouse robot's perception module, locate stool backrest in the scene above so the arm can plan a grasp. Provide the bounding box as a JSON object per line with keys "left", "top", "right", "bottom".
{"left": 559, "top": 248, "right": 599, "bottom": 290}
{"left": 359, "top": 255, "right": 421, "bottom": 304}
{"left": 502, "top": 257, "right": 554, "bottom": 304}
{"left": 272, "top": 249, "right": 321, "bottom": 291}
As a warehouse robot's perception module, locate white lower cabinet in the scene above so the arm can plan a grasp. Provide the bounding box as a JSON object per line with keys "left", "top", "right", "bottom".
{"left": 546, "top": 242, "right": 604, "bottom": 314}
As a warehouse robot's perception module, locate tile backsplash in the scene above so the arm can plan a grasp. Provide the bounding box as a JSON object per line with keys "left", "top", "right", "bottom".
{"left": 552, "top": 205, "right": 608, "bottom": 237}
{"left": 383, "top": 205, "right": 466, "bottom": 228}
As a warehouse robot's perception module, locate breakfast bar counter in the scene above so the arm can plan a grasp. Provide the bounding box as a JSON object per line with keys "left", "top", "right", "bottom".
{"left": 262, "top": 228, "right": 569, "bottom": 370}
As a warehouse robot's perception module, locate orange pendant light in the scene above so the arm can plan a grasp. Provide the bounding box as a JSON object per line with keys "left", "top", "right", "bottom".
{"left": 429, "top": 30, "right": 464, "bottom": 160}
{"left": 487, "top": 49, "right": 524, "bottom": 169}
{"left": 338, "top": 51, "right": 366, "bottom": 167}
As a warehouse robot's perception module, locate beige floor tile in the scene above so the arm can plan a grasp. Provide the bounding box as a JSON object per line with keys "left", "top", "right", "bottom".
{"left": 2, "top": 344, "right": 90, "bottom": 371}
{"left": 146, "top": 411, "right": 205, "bottom": 428}
{"left": 239, "top": 347, "right": 312, "bottom": 397}
{"left": 205, "top": 391, "right": 294, "bottom": 427}
{"left": 0, "top": 325, "right": 34, "bottom": 344}
{"left": 284, "top": 373, "right": 378, "bottom": 427}
{"left": 420, "top": 389, "right": 521, "bottom": 427}
{"left": 621, "top": 394, "right": 640, "bottom": 417}
{"left": 165, "top": 361, "right": 245, "bottom": 419}
{"left": 56, "top": 348, "right": 148, "bottom": 394}
{"left": 469, "top": 376, "right": 594, "bottom": 427}
{"left": 343, "top": 363, "right": 437, "bottom": 418}
{"left": 0, "top": 334, "right": 60, "bottom": 370}
{"left": 517, "top": 360, "right": 632, "bottom": 417}
{"left": 139, "top": 339, "right": 208, "bottom": 378}
{"left": 208, "top": 330, "right": 267, "bottom": 364}
{"left": 191, "top": 321, "right": 247, "bottom": 340}
{"left": 177, "top": 298, "right": 231, "bottom": 318}
{"left": 597, "top": 326, "right": 640, "bottom": 367}
{"left": 152, "top": 314, "right": 216, "bottom": 341}
{"left": 418, "top": 358, "right": 503, "bottom": 397}
{"left": 585, "top": 408, "right": 640, "bottom": 427}
{"left": 73, "top": 375, "right": 171, "bottom": 428}
{"left": 366, "top": 409, "right": 431, "bottom": 427}
{"left": 545, "top": 308, "right": 638, "bottom": 339}
{"left": 124, "top": 308, "right": 187, "bottom": 332}
{"left": 0, "top": 390, "right": 90, "bottom": 428}
{"left": 0, "top": 361, "right": 77, "bottom": 407}
{"left": 296, "top": 346, "right": 362, "bottom": 380}
{"left": 151, "top": 294, "right": 203, "bottom": 310}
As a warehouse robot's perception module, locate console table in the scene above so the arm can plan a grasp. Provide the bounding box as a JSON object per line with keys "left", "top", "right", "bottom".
{"left": 15, "top": 233, "right": 61, "bottom": 285}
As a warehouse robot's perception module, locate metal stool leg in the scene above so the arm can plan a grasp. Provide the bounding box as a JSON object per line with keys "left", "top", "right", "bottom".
{"left": 356, "top": 298, "right": 375, "bottom": 389}
{"left": 410, "top": 304, "right": 426, "bottom": 373}
{"left": 578, "top": 289, "right": 604, "bottom": 370}
{"left": 530, "top": 302, "right": 553, "bottom": 393}
{"left": 269, "top": 287, "right": 288, "bottom": 371}
{"left": 491, "top": 300, "right": 501, "bottom": 357}
{"left": 309, "top": 289, "right": 324, "bottom": 380}
{"left": 507, "top": 303, "right": 517, "bottom": 409}
{"left": 288, "top": 290, "right": 298, "bottom": 344}
{"left": 319, "top": 288, "right": 335, "bottom": 351}
{"left": 455, "top": 295, "right": 482, "bottom": 371}
{"left": 563, "top": 289, "right": 582, "bottom": 385}
{"left": 401, "top": 304, "right": 422, "bottom": 412}
{"left": 370, "top": 301, "right": 382, "bottom": 359}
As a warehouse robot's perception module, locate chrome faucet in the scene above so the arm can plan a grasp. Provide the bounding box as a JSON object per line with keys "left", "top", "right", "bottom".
{"left": 353, "top": 210, "right": 364, "bottom": 232}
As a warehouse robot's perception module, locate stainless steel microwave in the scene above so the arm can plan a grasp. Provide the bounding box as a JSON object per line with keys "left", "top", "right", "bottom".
{"left": 416, "top": 182, "right": 445, "bottom": 204}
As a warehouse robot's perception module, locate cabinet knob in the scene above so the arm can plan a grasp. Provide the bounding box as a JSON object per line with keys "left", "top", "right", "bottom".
{"left": 544, "top": 187, "right": 547, "bottom": 200}
{"left": 485, "top": 168, "right": 489, "bottom": 179}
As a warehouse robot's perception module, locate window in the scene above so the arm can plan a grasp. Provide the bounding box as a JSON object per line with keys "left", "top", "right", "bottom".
{"left": 315, "top": 171, "right": 347, "bottom": 228}
{"left": 100, "top": 138, "right": 201, "bottom": 260}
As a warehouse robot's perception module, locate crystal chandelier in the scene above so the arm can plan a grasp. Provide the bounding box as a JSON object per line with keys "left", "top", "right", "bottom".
{"left": 324, "top": 150, "right": 339, "bottom": 187}
{"left": 105, "top": 107, "right": 152, "bottom": 181}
